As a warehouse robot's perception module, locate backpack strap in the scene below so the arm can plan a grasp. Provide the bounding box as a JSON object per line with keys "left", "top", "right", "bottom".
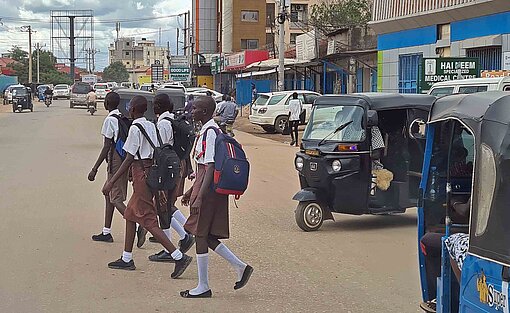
{"left": 111, "top": 114, "right": 128, "bottom": 143}
{"left": 196, "top": 126, "right": 221, "bottom": 159}
{"left": 133, "top": 123, "right": 157, "bottom": 150}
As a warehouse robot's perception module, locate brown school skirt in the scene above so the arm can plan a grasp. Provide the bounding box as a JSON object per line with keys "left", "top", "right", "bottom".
{"left": 124, "top": 160, "right": 159, "bottom": 231}
{"left": 184, "top": 164, "right": 230, "bottom": 239}
{"left": 107, "top": 151, "right": 128, "bottom": 204}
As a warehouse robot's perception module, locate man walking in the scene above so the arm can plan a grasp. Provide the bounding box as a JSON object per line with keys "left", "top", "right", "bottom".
{"left": 180, "top": 96, "right": 253, "bottom": 298}
{"left": 149, "top": 93, "right": 195, "bottom": 262}
{"left": 102, "top": 96, "right": 192, "bottom": 278}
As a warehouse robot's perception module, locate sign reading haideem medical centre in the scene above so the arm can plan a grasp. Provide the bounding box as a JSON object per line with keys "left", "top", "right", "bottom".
{"left": 421, "top": 58, "right": 479, "bottom": 91}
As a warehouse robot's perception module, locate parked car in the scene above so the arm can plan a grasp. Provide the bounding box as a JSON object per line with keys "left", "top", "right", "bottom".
{"left": 94, "top": 83, "right": 109, "bottom": 99}
{"left": 249, "top": 91, "right": 321, "bottom": 133}
{"left": 106, "top": 82, "right": 118, "bottom": 90}
{"left": 428, "top": 77, "right": 510, "bottom": 97}
{"left": 53, "top": 84, "right": 71, "bottom": 99}
{"left": 139, "top": 83, "right": 159, "bottom": 92}
{"left": 187, "top": 87, "right": 223, "bottom": 102}
{"left": 159, "top": 82, "right": 186, "bottom": 93}
{"left": 120, "top": 82, "right": 135, "bottom": 89}
{"left": 70, "top": 82, "right": 92, "bottom": 108}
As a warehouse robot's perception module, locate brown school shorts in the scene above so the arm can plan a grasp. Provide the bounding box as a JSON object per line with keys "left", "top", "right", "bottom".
{"left": 107, "top": 151, "right": 128, "bottom": 204}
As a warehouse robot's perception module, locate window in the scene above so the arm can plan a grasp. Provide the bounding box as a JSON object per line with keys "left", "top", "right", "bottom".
{"left": 126, "top": 42, "right": 130, "bottom": 46}
{"left": 399, "top": 54, "right": 422, "bottom": 94}
{"left": 241, "top": 39, "right": 259, "bottom": 50}
{"left": 504, "top": 85, "right": 510, "bottom": 91}
{"left": 241, "top": 11, "right": 259, "bottom": 22}
{"left": 429, "top": 87, "right": 455, "bottom": 97}
{"left": 266, "top": 33, "right": 275, "bottom": 49}
{"left": 370, "top": 70, "right": 378, "bottom": 92}
{"left": 126, "top": 61, "right": 130, "bottom": 65}
{"left": 474, "top": 144, "right": 496, "bottom": 236}
{"left": 266, "top": 3, "right": 275, "bottom": 27}
{"left": 304, "top": 94, "right": 319, "bottom": 104}
{"left": 466, "top": 46, "right": 502, "bottom": 71}
{"left": 290, "top": 4, "right": 308, "bottom": 23}
{"left": 290, "top": 33, "right": 298, "bottom": 45}
{"left": 458, "top": 86, "right": 488, "bottom": 94}
{"left": 285, "top": 94, "right": 305, "bottom": 106}
{"left": 147, "top": 51, "right": 150, "bottom": 56}
{"left": 267, "top": 95, "right": 286, "bottom": 105}
{"left": 125, "top": 51, "right": 130, "bottom": 56}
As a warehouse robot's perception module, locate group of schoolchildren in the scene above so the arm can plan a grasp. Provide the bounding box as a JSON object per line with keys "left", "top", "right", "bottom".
{"left": 88, "top": 91, "right": 253, "bottom": 298}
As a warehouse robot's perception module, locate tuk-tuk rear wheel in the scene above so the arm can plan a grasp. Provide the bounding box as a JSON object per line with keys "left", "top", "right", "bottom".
{"left": 295, "top": 201, "right": 324, "bottom": 232}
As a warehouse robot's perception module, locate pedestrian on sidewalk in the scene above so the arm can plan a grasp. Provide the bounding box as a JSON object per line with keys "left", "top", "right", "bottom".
{"left": 88, "top": 92, "right": 129, "bottom": 243}
{"left": 180, "top": 96, "right": 253, "bottom": 298}
{"left": 288, "top": 92, "right": 303, "bottom": 147}
{"left": 102, "top": 95, "right": 192, "bottom": 278}
{"left": 148, "top": 93, "right": 195, "bottom": 262}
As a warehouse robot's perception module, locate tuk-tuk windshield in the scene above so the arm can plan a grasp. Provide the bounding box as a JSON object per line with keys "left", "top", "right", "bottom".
{"left": 303, "top": 105, "right": 366, "bottom": 142}
{"left": 12, "top": 87, "right": 27, "bottom": 96}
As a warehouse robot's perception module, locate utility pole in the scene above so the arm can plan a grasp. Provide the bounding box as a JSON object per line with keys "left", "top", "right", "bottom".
{"left": 34, "top": 43, "right": 47, "bottom": 83}
{"left": 69, "top": 16, "right": 76, "bottom": 82}
{"left": 116, "top": 22, "right": 120, "bottom": 42}
{"left": 277, "top": 1, "right": 287, "bottom": 91}
{"left": 183, "top": 12, "right": 188, "bottom": 57}
{"left": 176, "top": 28, "right": 180, "bottom": 56}
{"left": 21, "top": 25, "right": 33, "bottom": 83}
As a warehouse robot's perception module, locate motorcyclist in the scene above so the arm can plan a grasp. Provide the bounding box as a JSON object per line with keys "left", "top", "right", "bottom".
{"left": 86, "top": 89, "right": 97, "bottom": 110}
{"left": 215, "top": 95, "right": 238, "bottom": 124}
{"left": 44, "top": 87, "right": 53, "bottom": 104}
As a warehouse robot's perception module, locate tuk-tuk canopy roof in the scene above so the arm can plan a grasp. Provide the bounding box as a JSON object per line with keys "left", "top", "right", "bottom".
{"left": 314, "top": 93, "right": 436, "bottom": 111}
{"left": 429, "top": 92, "right": 510, "bottom": 128}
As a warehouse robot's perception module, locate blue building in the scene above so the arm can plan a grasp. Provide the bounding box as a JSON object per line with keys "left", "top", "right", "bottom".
{"left": 370, "top": 0, "right": 510, "bottom": 93}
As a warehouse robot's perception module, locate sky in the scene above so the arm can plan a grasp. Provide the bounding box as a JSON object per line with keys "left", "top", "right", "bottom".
{"left": 0, "top": 0, "right": 192, "bottom": 71}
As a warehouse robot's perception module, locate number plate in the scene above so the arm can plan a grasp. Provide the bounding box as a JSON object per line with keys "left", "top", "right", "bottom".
{"left": 310, "top": 162, "right": 318, "bottom": 171}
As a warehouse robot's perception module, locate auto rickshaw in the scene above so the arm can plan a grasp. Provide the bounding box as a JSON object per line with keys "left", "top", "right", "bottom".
{"left": 293, "top": 93, "right": 436, "bottom": 231}
{"left": 418, "top": 92, "right": 510, "bottom": 313}
{"left": 116, "top": 88, "right": 186, "bottom": 120}
{"left": 11, "top": 86, "right": 33, "bottom": 113}
{"left": 37, "top": 84, "right": 50, "bottom": 102}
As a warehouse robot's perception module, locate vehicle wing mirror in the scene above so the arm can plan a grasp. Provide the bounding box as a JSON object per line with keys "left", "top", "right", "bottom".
{"left": 409, "top": 118, "right": 427, "bottom": 139}
{"left": 367, "top": 110, "right": 378, "bottom": 127}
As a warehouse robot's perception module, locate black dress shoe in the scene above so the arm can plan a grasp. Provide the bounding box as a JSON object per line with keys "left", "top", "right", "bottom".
{"left": 171, "top": 254, "right": 192, "bottom": 279}
{"left": 180, "top": 289, "right": 212, "bottom": 298}
{"left": 148, "top": 250, "right": 176, "bottom": 263}
{"left": 136, "top": 226, "right": 148, "bottom": 248}
{"left": 149, "top": 236, "right": 158, "bottom": 243}
{"left": 234, "top": 265, "right": 254, "bottom": 290}
{"left": 92, "top": 233, "right": 113, "bottom": 243}
{"left": 179, "top": 234, "right": 195, "bottom": 254}
{"left": 108, "top": 258, "right": 136, "bottom": 270}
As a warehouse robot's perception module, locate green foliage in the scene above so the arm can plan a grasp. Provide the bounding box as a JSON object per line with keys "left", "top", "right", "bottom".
{"left": 102, "top": 61, "right": 129, "bottom": 83}
{"left": 310, "top": 0, "right": 372, "bottom": 34}
{"left": 6, "top": 46, "right": 72, "bottom": 85}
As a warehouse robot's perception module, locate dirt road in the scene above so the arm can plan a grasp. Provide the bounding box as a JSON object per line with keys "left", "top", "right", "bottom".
{"left": 0, "top": 100, "right": 421, "bottom": 312}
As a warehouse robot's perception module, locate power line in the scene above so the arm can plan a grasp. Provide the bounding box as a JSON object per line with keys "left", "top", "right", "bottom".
{"left": 0, "top": 13, "right": 186, "bottom": 24}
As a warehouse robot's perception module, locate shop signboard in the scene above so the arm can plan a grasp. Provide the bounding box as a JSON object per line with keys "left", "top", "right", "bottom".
{"left": 503, "top": 52, "right": 510, "bottom": 71}
{"left": 421, "top": 57, "right": 479, "bottom": 91}
{"left": 169, "top": 67, "right": 191, "bottom": 82}
{"left": 151, "top": 64, "right": 164, "bottom": 83}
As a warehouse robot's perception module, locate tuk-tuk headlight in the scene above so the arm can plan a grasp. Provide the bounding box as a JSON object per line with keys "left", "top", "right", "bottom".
{"left": 332, "top": 160, "right": 342, "bottom": 172}
{"left": 295, "top": 157, "right": 304, "bottom": 171}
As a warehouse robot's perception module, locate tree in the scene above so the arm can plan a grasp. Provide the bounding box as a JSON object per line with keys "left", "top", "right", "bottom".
{"left": 309, "top": 0, "right": 372, "bottom": 35}
{"left": 102, "top": 61, "right": 129, "bottom": 83}
{"left": 6, "top": 46, "right": 72, "bottom": 85}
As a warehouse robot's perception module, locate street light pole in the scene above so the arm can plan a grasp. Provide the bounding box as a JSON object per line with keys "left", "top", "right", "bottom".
{"left": 21, "top": 25, "right": 33, "bottom": 84}
{"left": 277, "top": 1, "right": 286, "bottom": 92}
{"left": 34, "top": 43, "right": 46, "bottom": 84}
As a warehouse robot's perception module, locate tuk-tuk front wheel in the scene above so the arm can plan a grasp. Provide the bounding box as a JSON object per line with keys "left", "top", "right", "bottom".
{"left": 295, "top": 201, "right": 324, "bottom": 232}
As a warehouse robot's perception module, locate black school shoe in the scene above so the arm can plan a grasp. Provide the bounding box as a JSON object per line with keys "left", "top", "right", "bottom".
{"left": 108, "top": 258, "right": 136, "bottom": 270}
{"left": 180, "top": 289, "right": 212, "bottom": 298}
{"left": 92, "top": 233, "right": 113, "bottom": 243}
{"left": 148, "top": 250, "right": 176, "bottom": 263}
{"left": 179, "top": 234, "right": 195, "bottom": 254}
{"left": 234, "top": 265, "right": 254, "bottom": 290}
{"left": 136, "top": 226, "right": 148, "bottom": 248}
{"left": 171, "top": 254, "right": 192, "bottom": 279}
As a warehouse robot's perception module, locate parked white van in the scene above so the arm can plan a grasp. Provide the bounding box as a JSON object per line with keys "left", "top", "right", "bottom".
{"left": 249, "top": 90, "right": 321, "bottom": 133}
{"left": 428, "top": 77, "right": 510, "bottom": 97}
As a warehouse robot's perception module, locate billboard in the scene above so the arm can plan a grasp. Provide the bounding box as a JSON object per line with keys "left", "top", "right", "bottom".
{"left": 169, "top": 67, "right": 191, "bottom": 82}
{"left": 421, "top": 57, "right": 479, "bottom": 91}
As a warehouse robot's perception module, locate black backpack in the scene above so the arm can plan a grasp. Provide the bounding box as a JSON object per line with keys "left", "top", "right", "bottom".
{"left": 133, "top": 123, "right": 181, "bottom": 191}
{"left": 111, "top": 114, "right": 132, "bottom": 160}
{"left": 164, "top": 115, "right": 196, "bottom": 160}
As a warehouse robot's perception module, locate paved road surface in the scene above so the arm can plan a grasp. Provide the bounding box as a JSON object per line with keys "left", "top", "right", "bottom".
{"left": 0, "top": 100, "right": 422, "bottom": 312}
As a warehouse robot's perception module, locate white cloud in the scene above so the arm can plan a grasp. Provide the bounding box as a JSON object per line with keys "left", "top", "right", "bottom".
{"left": 0, "top": 0, "right": 192, "bottom": 70}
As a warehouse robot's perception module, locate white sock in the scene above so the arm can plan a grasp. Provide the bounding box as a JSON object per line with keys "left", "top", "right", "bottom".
{"left": 214, "top": 243, "right": 246, "bottom": 281}
{"left": 163, "top": 229, "right": 171, "bottom": 253}
{"left": 171, "top": 219, "right": 187, "bottom": 240}
{"left": 102, "top": 227, "right": 111, "bottom": 235}
{"left": 122, "top": 251, "right": 132, "bottom": 263}
{"left": 171, "top": 249, "right": 183, "bottom": 261}
{"left": 173, "top": 210, "right": 187, "bottom": 225}
{"left": 190, "top": 253, "right": 210, "bottom": 295}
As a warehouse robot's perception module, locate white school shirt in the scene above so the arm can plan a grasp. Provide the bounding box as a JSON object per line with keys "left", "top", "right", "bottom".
{"left": 123, "top": 117, "right": 160, "bottom": 160}
{"left": 194, "top": 119, "right": 220, "bottom": 165}
{"left": 288, "top": 99, "right": 303, "bottom": 121}
{"left": 101, "top": 109, "right": 121, "bottom": 142}
{"left": 157, "top": 111, "right": 174, "bottom": 146}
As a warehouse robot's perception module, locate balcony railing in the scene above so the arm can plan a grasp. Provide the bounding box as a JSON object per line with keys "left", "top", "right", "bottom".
{"left": 372, "top": 0, "right": 481, "bottom": 22}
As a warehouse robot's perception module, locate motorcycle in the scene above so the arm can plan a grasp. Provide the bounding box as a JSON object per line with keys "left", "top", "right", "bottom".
{"left": 219, "top": 119, "right": 235, "bottom": 137}
{"left": 87, "top": 101, "right": 97, "bottom": 115}
{"left": 44, "top": 95, "right": 52, "bottom": 107}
